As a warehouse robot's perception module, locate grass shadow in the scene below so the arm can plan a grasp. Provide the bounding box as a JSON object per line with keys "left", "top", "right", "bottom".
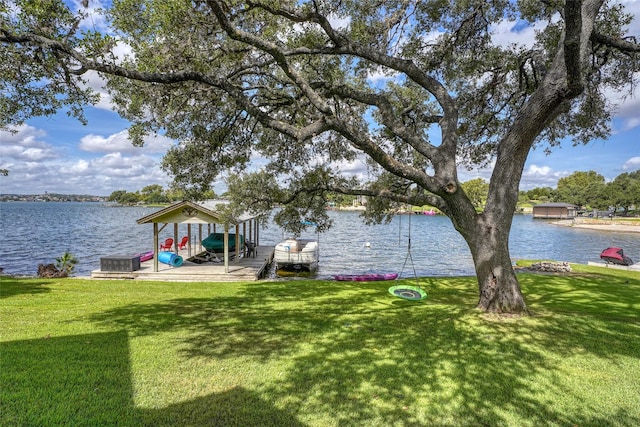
{"left": 519, "top": 270, "right": 640, "bottom": 322}
{"left": 1, "top": 331, "right": 306, "bottom": 426}
{"left": 0, "top": 276, "right": 52, "bottom": 299}
{"left": 86, "top": 275, "right": 640, "bottom": 425}
{"left": 139, "top": 387, "right": 305, "bottom": 426}
{"left": 1, "top": 330, "right": 137, "bottom": 426}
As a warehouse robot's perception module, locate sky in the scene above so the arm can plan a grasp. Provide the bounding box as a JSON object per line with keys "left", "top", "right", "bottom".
{"left": 1, "top": 1, "right": 639, "bottom": 197}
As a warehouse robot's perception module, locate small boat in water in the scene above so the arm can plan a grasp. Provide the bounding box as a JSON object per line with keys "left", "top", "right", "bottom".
{"left": 334, "top": 273, "right": 399, "bottom": 282}
{"left": 274, "top": 238, "right": 319, "bottom": 272}
{"left": 600, "top": 247, "right": 634, "bottom": 266}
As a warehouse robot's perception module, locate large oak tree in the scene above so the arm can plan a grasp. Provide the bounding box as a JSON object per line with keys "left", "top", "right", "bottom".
{"left": 2, "top": 0, "right": 639, "bottom": 313}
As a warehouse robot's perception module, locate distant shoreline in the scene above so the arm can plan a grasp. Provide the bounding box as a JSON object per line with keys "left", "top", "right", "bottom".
{"left": 553, "top": 219, "right": 640, "bottom": 233}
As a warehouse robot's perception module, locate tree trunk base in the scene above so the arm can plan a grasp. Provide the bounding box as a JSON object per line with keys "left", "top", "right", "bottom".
{"left": 476, "top": 273, "right": 529, "bottom": 314}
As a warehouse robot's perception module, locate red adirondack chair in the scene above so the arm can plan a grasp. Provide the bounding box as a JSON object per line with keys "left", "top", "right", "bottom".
{"left": 160, "top": 238, "right": 174, "bottom": 251}
{"left": 178, "top": 236, "right": 189, "bottom": 250}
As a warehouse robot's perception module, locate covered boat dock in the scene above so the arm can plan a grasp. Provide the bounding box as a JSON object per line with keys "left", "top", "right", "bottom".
{"left": 91, "top": 200, "right": 274, "bottom": 281}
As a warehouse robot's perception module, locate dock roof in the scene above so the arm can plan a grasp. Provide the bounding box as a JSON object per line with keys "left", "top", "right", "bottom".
{"left": 136, "top": 199, "right": 257, "bottom": 225}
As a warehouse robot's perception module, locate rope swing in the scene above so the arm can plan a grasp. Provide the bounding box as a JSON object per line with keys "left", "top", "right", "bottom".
{"left": 389, "top": 208, "right": 428, "bottom": 301}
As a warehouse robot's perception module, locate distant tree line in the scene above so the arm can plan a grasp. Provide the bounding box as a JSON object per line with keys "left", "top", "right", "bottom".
{"left": 522, "top": 170, "right": 640, "bottom": 215}
{"left": 107, "top": 185, "right": 216, "bottom": 205}
{"left": 461, "top": 171, "right": 640, "bottom": 216}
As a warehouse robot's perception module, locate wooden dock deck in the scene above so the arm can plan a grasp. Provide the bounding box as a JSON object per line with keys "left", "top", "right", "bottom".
{"left": 91, "top": 246, "right": 275, "bottom": 282}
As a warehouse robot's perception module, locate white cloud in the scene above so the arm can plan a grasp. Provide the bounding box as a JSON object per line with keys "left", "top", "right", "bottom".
{"left": 490, "top": 4, "right": 640, "bottom": 132}
{"left": 523, "top": 164, "right": 560, "bottom": 179}
{"left": 64, "top": 159, "right": 91, "bottom": 175}
{"left": 327, "top": 14, "right": 350, "bottom": 30}
{"left": 519, "top": 164, "right": 571, "bottom": 189}
{"left": 79, "top": 130, "right": 174, "bottom": 154}
{"left": 0, "top": 144, "right": 26, "bottom": 159}
{"left": 0, "top": 124, "right": 46, "bottom": 145}
{"left": 74, "top": 0, "right": 110, "bottom": 32}
{"left": 1, "top": 124, "right": 172, "bottom": 195}
{"left": 81, "top": 70, "right": 113, "bottom": 110}
{"left": 620, "top": 0, "right": 640, "bottom": 34}
{"left": 490, "top": 17, "right": 556, "bottom": 49}
{"left": 19, "top": 147, "right": 58, "bottom": 161}
{"left": 622, "top": 156, "right": 640, "bottom": 172}
{"left": 0, "top": 125, "right": 58, "bottom": 162}
{"left": 491, "top": 21, "right": 533, "bottom": 49}
{"left": 617, "top": 116, "right": 640, "bottom": 132}
{"left": 79, "top": 41, "right": 134, "bottom": 111}
{"left": 367, "top": 66, "right": 398, "bottom": 86}
{"left": 333, "top": 157, "right": 368, "bottom": 176}
{"left": 603, "top": 72, "right": 640, "bottom": 133}
{"left": 89, "top": 152, "right": 157, "bottom": 173}
{"left": 13, "top": 151, "right": 171, "bottom": 195}
{"left": 454, "top": 162, "right": 571, "bottom": 190}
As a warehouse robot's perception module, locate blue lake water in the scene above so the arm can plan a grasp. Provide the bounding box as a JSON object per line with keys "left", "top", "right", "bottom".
{"left": 0, "top": 202, "right": 638, "bottom": 278}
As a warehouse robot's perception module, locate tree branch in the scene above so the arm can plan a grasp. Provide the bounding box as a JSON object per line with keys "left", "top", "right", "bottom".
{"left": 591, "top": 32, "right": 640, "bottom": 53}
{"left": 235, "top": 1, "right": 460, "bottom": 157}
{"left": 564, "top": 0, "right": 584, "bottom": 96}
{"left": 1, "top": 27, "right": 337, "bottom": 143}
{"left": 1, "top": 29, "right": 219, "bottom": 85}
{"left": 205, "top": 0, "right": 335, "bottom": 117}
{"left": 324, "top": 84, "right": 440, "bottom": 160}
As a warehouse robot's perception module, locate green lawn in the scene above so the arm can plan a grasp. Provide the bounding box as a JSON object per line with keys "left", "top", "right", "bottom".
{"left": 1, "top": 265, "right": 639, "bottom": 426}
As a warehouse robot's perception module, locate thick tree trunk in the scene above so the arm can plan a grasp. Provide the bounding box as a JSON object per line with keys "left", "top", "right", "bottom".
{"left": 473, "top": 248, "right": 527, "bottom": 313}
{"left": 465, "top": 217, "right": 528, "bottom": 314}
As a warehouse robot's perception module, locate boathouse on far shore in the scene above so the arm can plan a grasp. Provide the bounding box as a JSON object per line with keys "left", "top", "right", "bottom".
{"left": 532, "top": 202, "right": 578, "bottom": 219}
{"left": 136, "top": 199, "right": 260, "bottom": 273}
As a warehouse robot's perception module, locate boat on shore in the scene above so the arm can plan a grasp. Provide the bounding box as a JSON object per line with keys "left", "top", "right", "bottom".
{"left": 600, "top": 247, "right": 634, "bottom": 266}
{"left": 334, "top": 273, "right": 399, "bottom": 282}
{"left": 273, "top": 238, "right": 319, "bottom": 272}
